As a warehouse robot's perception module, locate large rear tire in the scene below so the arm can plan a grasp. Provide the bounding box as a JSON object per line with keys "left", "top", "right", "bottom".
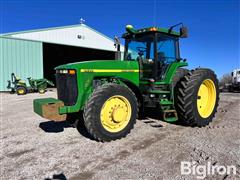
{"left": 172, "top": 68, "right": 189, "bottom": 88}
{"left": 83, "top": 83, "right": 138, "bottom": 142}
{"left": 175, "top": 68, "right": 219, "bottom": 126}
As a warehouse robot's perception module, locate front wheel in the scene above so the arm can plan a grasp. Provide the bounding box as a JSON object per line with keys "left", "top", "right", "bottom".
{"left": 83, "top": 83, "right": 138, "bottom": 142}
{"left": 175, "top": 68, "right": 219, "bottom": 126}
{"left": 16, "top": 86, "right": 27, "bottom": 95}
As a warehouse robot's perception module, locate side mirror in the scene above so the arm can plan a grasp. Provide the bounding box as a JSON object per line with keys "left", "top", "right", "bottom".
{"left": 114, "top": 36, "right": 121, "bottom": 60}
{"left": 114, "top": 36, "right": 120, "bottom": 51}
{"left": 180, "top": 26, "right": 188, "bottom": 38}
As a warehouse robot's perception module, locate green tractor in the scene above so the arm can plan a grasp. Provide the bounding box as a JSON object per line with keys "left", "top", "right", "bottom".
{"left": 7, "top": 73, "right": 54, "bottom": 95}
{"left": 34, "top": 24, "right": 219, "bottom": 142}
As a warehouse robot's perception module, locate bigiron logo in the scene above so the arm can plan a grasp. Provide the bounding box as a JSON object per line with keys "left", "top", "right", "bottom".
{"left": 181, "top": 161, "right": 237, "bottom": 179}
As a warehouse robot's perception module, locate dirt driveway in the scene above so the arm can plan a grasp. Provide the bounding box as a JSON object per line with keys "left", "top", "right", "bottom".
{"left": 1, "top": 90, "right": 239, "bottom": 179}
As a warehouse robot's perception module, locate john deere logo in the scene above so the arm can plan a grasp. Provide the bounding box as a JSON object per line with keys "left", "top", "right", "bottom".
{"left": 81, "top": 69, "right": 94, "bottom": 72}
{"left": 80, "top": 69, "right": 139, "bottom": 73}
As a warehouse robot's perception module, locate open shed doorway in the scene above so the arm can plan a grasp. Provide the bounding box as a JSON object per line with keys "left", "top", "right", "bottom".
{"left": 43, "top": 43, "right": 116, "bottom": 83}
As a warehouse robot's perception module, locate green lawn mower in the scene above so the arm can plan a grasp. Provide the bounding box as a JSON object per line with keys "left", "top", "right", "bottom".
{"left": 7, "top": 73, "right": 54, "bottom": 95}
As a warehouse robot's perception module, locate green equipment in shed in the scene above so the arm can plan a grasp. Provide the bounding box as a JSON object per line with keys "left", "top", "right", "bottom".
{"left": 7, "top": 73, "right": 54, "bottom": 95}
{"left": 33, "top": 24, "right": 219, "bottom": 142}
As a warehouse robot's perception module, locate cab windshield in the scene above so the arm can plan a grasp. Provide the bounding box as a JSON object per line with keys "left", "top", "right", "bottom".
{"left": 124, "top": 33, "right": 179, "bottom": 79}
{"left": 124, "top": 34, "right": 155, "bottom": 63}
{"left": 124, "top": 33, "right": 178, "bottom": 63}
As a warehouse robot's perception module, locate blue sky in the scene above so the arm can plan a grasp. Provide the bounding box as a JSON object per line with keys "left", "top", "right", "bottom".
{"left": 1, "top": 0, "right": 239, "bottom": 77}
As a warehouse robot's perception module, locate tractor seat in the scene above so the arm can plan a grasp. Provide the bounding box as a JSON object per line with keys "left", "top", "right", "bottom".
{"left": 157, "top": 52, "right": 169, "bottom": 79}
{"left": 19, "top": 80, "right": 25, "bottom": 83}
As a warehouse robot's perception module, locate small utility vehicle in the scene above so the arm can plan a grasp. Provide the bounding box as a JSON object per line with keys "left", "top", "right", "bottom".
{"left": 7, "top": 73, "right": 54, "bottom": 95}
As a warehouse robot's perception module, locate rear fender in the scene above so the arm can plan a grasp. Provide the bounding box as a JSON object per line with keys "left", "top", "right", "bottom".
{"left": 163, "top": 61, "right": 188, "bottom": 84}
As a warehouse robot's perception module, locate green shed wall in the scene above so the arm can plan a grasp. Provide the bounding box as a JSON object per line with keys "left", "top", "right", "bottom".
{"left": 0, "top": 37, "right": 43, "bottom": 91}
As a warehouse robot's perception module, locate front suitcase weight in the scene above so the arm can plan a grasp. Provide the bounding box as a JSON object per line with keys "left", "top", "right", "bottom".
{"left": 33, "top": 98, "right": 67, "bottom": 121}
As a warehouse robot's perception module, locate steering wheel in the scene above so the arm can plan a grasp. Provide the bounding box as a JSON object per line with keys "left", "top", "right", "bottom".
{"left": 136, "top": 47, "right": 147, "bottom": 57}
{"left": 136, "top": 47, "right": 147, "bottom": 53}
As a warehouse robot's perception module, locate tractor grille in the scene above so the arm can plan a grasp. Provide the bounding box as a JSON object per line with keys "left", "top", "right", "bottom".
{"left": 55, "top": 73, "right": 78, "bottom": 106}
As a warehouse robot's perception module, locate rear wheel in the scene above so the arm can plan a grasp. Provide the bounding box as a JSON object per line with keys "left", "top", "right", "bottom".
{"left": 175, "top": 68, "right": 219, "bottom": 126}
{"left": 83, "top": 83, "right": 138, "bottom": 142}
{"left": 38, "top": 88, "right": 45, "bottom": 94}
{"left": 172, "top": 68, "right": 189, "bottom": 88}
{"left": 16, "top": 86, "right": 27, "bottom": 95}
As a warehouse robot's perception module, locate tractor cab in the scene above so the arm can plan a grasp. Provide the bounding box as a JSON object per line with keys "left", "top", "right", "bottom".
{"left": 123, "top": 25, "right": 187, "bottom": 81}
{"left": 122, "top": 25, "right": 189, "bottom": 118}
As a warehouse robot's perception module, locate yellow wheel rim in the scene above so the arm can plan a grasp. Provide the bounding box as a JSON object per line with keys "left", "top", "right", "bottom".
{"left": 197, "top": 79, "right": 216, "bottom": 118}
{"left": 18, "top": 89, "right": 24, "bottom": 94}
{"left": 39, "top": 89, "right": 45, "bottom": 93}
{"left": 100, "top": 95, "right": 132, "bottom": 133}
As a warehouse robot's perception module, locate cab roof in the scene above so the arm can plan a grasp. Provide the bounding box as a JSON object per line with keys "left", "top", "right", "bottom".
{"left": 122, "top": 26, "right": 180, "bottom": 38}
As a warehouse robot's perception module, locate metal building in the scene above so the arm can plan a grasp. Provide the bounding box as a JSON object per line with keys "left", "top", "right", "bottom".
{"left": 0, "top": 24, "right": 123, "bottom": 91}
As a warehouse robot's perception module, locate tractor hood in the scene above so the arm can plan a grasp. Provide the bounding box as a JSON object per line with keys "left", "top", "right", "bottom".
{"left": 55, "top": 60, "right": 139, "bottom": 72}
{"left": 52, "top": 60, "right": 140, "bottom": 115}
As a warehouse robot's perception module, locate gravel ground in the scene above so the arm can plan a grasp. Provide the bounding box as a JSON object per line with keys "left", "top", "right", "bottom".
{"left": 1, "top": 90, "right": 240, "bottom": 180}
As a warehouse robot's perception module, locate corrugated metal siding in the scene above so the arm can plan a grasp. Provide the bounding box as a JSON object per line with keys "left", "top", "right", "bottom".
{"left": 0, "top": 37, "right": 43, "bottom": 91}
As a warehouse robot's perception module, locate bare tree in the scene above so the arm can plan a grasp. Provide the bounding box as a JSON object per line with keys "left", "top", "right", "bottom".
{"left": 219, "top": 73, "right": 232, "bottom": 86}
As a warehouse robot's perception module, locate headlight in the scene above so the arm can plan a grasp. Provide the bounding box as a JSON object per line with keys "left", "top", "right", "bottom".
{"left": 56, "top": 69, "right": 76, "bottom": 75}
{"left": 62, "top": 70, "right": 68, "bottom": 74}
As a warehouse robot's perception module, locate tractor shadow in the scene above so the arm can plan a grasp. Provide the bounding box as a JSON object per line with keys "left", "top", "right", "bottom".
{"left": 67, "top": 112, "right": 95, "bottom": 140}
{"left": 38, "top": 112, "right": 97, "bottom": 141}
{"left": 139, "top": 108, "right": 164, "bottom": 128}
{"left": 39, "top": 109, "right": 186, "bottom": 140}
{"left": 140, "top": 107, "right": 187, "bottom": 127}
{"left": 39, "top": 121, "right": 72, "bottom": 133}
